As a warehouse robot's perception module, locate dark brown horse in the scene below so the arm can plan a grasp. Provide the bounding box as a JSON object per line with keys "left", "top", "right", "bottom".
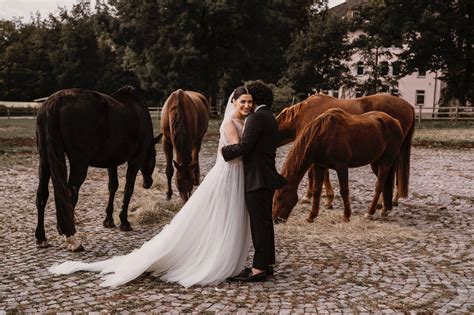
{"left": 273, "top": 108, "right": 405, "bottom": 223}
{"left": 276, "top": 93, "right": 415, "bottom": 210}
{"left": 161, "top": 89, "right": 209, "bottom": 202}
{"left": 35, "top": 86, "right": 160, "bottom": 251}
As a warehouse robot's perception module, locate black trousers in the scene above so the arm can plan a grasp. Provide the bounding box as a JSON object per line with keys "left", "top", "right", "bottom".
{"left": 245, "top": 188, "right": 276, "bottom": 270}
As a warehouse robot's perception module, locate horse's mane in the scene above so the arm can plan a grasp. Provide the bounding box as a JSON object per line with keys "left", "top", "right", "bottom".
{"left": 276, "top": 94, "right": 327, "bottom": 125}
{"left": 282, "top": 108, "right": 340, "bottom": 182}
{"left": 169, "top": 89, "right": 192, "bottom": 162}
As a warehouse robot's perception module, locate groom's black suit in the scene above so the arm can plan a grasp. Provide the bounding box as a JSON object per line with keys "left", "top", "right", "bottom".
{"left": 221, "top": 105, "right": 287, "bottom": 270}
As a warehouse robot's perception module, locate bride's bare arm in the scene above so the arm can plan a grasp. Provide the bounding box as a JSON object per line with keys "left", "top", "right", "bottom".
{"left": 223, "top": 119, "right": 240, "bottom": 145}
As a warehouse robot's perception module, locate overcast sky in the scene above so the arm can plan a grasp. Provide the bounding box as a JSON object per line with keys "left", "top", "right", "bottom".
{"left": 0, "top": 0, "right": 346, "bottom": 21}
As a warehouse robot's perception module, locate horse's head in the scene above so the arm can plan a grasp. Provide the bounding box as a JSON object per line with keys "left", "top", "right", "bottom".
{"left": 173, "top": 160, "right": 197, "bottom": 202}
{"left": 272, "top": 184, "right": 299, "bottom": 224}
{"left": 140, "top": 135, "right": 162, "bottom": 189}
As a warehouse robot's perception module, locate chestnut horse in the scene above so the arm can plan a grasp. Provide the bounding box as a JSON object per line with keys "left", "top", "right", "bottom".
{"left": 273, "top": 109, "right": 405, "bottom": 223}
{"left": 161, "top": 89, "right": 209, "bottom": 202}
{"left": 35, "top": 86, "right": 160, "bottom": 252}
{"left": 276, "top": 93, "right": 415, "bottom": 210}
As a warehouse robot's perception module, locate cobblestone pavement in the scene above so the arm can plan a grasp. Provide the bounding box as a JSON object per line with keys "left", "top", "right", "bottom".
{"left": 0, "top": 143, "right": 473, "bottom": 313}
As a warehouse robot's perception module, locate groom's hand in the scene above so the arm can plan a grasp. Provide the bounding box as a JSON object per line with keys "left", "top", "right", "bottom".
{"left": 221, "top": 114, "right": 262, "bottom": 161}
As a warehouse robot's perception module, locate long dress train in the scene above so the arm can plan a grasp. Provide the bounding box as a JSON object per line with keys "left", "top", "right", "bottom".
{"left": 49, "top": 118, "right": 251, "bottom": 288}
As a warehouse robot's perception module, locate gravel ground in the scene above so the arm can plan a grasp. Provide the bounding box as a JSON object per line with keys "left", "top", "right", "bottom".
{"left": 0, "top": 135, "right": 473, "bottom": 313}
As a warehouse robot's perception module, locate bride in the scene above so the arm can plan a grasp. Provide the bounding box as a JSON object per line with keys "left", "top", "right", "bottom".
{"left": 49, "top": 86, "right": 254, "bottom": 288}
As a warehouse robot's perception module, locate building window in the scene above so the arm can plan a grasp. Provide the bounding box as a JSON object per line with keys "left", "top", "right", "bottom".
{"left": 392, "top": 61, "right": 401, "bottom": 76}
{"left": 356, "top": 89, "right": 364, "bottom": 98}
{"left": 391, "top": 88, "right": 399, "bottom": 96}
{"left": 357, "top": 61, "right": 364, "bottom": 75}
{"left": 351, "top": 10, "right": 360, "bottom": 18}
{"left": 333, "top": 90, "right": 339, "bottom": 99}
{"left": 416, "top": 90, "right": 425, "bottom": 105}
{"left": 417, "top": 69, "right": 426, "bottom": 77}
{"left": 380, "top": 61, "right": 389, "bottom": 76}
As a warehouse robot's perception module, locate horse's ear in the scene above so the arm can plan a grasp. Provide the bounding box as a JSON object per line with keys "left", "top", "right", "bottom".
{"left": 154, "top": 134, "right": 163, "bottom": 144}
{"left": 173, "top": 160, "right": 181, "bottom": 170}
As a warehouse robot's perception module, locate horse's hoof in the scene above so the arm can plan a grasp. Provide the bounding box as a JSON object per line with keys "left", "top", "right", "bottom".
{"left": 342, "top": 216, "right": 350, "bottom": 223}
{"left": 306, "top": 217, "right": 314, "bottom": 223}
{"left": 273, "top": 217, "right": 287, "bottom": 224}
{"left": 69, "top": 244, "right": 85, "bottom": 252}
{"left": 376, "top": 203, "right": 383, "bottom": 210}
{"left": 326, "top": 204, "right": 333, "bottom": 210}
{"left": 301, "top": 197, "right": 311, "bottom": 204}
{"left": 393, "top": 201, "right": 399, "bottom": 207}
{"left": 103, "top": 219, "right": 116, "bottom": 228}
{"left": 166, "top": 193, "right": 172, "bottom": 200}
{"left": 36, "top": 240, "right": 50, "bottom": 248}
{"left": 380, "top": 210, "right": 388, "bottom": 217}
{"left": 364, "top": 213, "right": 375, "bottom": 220}
{"left": 120, "top": 224, "right": 133, "bottom": 232}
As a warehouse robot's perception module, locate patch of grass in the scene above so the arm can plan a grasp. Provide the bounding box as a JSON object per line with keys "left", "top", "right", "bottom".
{"left": 415, "top": 121, "right": 473, "bottom": 129}
{"left": 0, "top": 118, "right": 36, "bottom": 139}
{"left": 413, "top": 126, "right": 474, "bottom": 148}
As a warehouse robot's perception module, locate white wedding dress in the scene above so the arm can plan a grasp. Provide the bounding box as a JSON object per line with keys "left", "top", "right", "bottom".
{"left": 49, "top": 116, "right": 251, "bottom": 288}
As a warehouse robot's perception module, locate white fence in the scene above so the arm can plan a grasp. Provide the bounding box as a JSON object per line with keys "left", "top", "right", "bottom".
{"left": 414, "top": 106, "right": 474, "bottom": 122}
{"left": 1, "top": 103, "right": 473, "bottom": 122}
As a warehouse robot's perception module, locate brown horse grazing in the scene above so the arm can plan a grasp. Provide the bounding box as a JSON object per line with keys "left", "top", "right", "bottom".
{"left": 35, "top": 86, "right": 161, "bottom": 252}
{"left": 276, "top": 93, "right": 415, "bottom": 209}
{"left": 161, "top": 89, "right": 209, "bottom": 202}
{"left": 273, "top": 108, "right": 405, "bottom": 223}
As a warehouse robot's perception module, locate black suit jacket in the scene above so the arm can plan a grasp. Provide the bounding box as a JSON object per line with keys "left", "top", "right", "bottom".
{"left": 221, "top": 106, "right": 287, "bottom": 192}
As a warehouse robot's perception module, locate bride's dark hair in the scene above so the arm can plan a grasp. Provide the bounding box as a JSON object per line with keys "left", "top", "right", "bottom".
{"left": 232, "top": 86, "right": 251, "bottom": 101}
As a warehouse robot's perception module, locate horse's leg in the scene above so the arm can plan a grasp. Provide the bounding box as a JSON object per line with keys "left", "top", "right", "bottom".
{"left": 68, "top": 163, "right": 88, "bottom": 208}
{"left": 302, "top": 166, "right": 313, "bottom": 204}
{"left": 103, "top": 167, "right": 118, "bottom": 228}
{"left": 336, "top": 168, "right": 351, "bottom": 222}
{"left": 365, "top": 163, "right": 390, "bottom": 219}
{"left": 306, "top": 166, "right": 326, "bottom": 223}
{"left": 192, "top": 137, "right": 203, "bottom": 186}
{"left": 381, "top": 164, "right": 396, "bottom": 217}
{"left": 35, "top": 154, "right": 50, "bottom": 248}
{"left": 163, "top": 139, "right": 174, "bottom": 200}
{"left": 119, "top": 164, "right": 139, "bottom": 231}
{"left": 64, "top": 163, "right": 88, "bottom": 252}
{"left": 323, "top": 169, "right": 335, "bottom": 209}
{"left": 393, "top": 161, "right": 400, "bottom": 206}
{"left": 370, "top": 162, "right": 384, "bottom": 209}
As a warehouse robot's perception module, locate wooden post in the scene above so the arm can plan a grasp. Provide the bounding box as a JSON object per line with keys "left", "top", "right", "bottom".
{"left": 455, "top": 101, "right": 459, "bottom": 123}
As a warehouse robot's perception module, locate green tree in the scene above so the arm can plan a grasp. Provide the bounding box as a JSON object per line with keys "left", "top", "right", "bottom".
{"left": 360, "top": 0, "right": 473, "bottom": 105}
{"left": 284, "top": 8, "right": 354, "bottom": 98}
{"left": 107, "top": 0, "right": 314, "bottom": 105}
{"left": 351, "top": 0, "right": 404, "bottom": 95}
{"left": 0, "top": 1, "right": 138, "bottom": 101}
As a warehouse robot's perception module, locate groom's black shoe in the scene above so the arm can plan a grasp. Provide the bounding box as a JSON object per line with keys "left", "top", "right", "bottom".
{"left": 268, "top": 265, "right": 274, "bottom": 276}
{"left": 234, "top": 270, "right": 268, "bottom": 282}
{"left": 226, "top": 268, "right": 252, "bottom": 282}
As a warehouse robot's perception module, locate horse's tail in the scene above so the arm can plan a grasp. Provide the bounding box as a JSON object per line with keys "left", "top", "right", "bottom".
{"left": 397, "top": 106, "right": 415, "bottom": 198}
{"left": 43, "top": 98, "right": 76, "bottom": 236}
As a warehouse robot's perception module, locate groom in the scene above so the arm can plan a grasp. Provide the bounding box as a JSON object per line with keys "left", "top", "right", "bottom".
{"left": 222, "top": 81, "right": 287, "bottom": 282}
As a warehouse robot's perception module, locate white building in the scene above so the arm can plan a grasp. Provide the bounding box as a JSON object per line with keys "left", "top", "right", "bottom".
{"left": 329, "top": 0, "right": 443, "bottom": 116}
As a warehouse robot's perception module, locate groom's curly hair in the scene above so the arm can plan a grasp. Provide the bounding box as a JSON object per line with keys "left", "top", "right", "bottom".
{"left": 246, "top": 80, "right": 273, "bottom": 107}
